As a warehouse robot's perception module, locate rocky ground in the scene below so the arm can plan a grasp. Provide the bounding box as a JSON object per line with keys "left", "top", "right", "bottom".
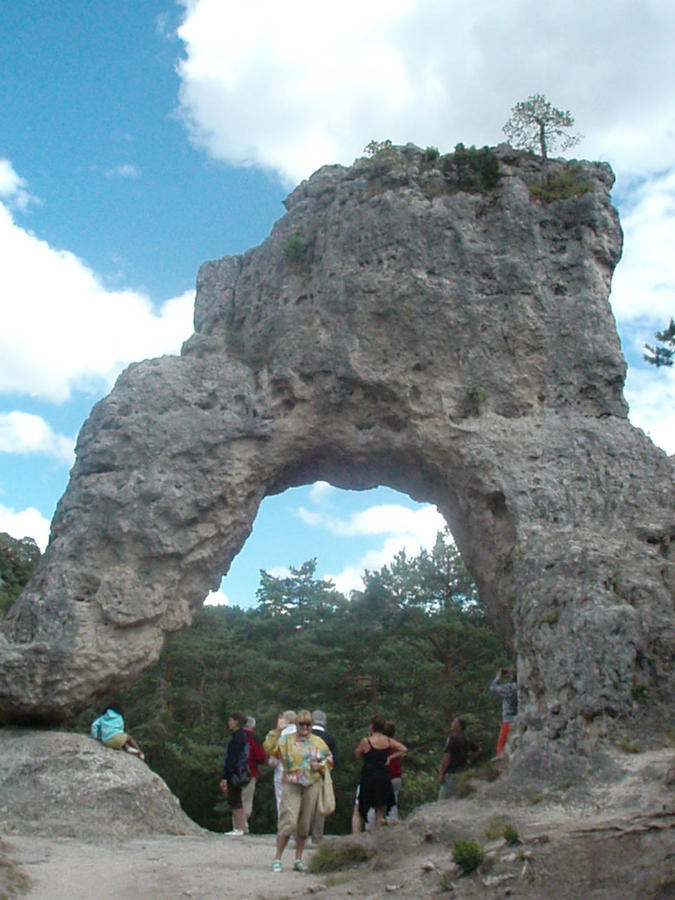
{"left": 1, "top": 731, "right": 673, "bottom": 899}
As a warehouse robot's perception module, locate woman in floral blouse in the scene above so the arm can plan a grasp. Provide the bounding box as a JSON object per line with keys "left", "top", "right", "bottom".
{"left": 264, "top": 708, "right": 333, "bottom": 872}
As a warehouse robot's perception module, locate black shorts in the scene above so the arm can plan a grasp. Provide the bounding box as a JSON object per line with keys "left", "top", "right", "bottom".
{"left": 228, "top": 785, "right": 243, "bottom": 810}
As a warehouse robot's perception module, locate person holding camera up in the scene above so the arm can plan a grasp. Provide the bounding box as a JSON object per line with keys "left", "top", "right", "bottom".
{"left": 489, "top": 667, "right": 518, "bottom": 758}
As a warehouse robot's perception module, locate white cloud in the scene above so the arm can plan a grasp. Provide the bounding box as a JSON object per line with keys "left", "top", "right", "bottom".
{"left": 0, "top": 158, "right": 38, "bottom": 211}
{"left": 298, "top": 501, "right": 447, "bottom": 595}
{"left": 0, "top": 505, "right": 51, "bottom": 552}
{"left": 0, "top": 193, "right": 195, "bottom": 402}
{"left": 104, "top": 164, "right": 141, "bottom": 180}
{"left": 174, "top": 0, "right": 675, "bottom": 465}
{"left": 308, "top": 481, "right": 334, "bottom": 504}
{"left": 610, "top": 170, "right": 675, "bottom": 324}
{"left": 624, "top": 365, "right": 675, "bottom": 456}
{"left": 298, "top": 502, "right": 445, "bottom": 541}
{"left": 204, "top": 588, "right": 229, "bottom": 606}
{"left": 266, "top": 565, "right": 292, "bottom": 580}
{"left": 0, "top": 412, "right": 75, "bottom": 464}
{"left": 176, "top": 0, "right": 675, "bottom": 184}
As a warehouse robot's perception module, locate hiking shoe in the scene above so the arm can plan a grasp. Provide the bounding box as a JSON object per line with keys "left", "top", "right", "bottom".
{"left": 271, "top": 860, "right": 282, "bottom": 873}
{"left": 224, "top": 829, "right": 244, "bottom": 836}
{"left": 293, "top": 859, "right": 307, "bottom": 872}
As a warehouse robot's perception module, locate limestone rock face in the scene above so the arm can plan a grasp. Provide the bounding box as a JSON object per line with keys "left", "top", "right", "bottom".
{"left": 0, "top": 145, "right": 673, "bottom": 758}
{"left": 0, "top": 728, "right": 201, "bottom": 839}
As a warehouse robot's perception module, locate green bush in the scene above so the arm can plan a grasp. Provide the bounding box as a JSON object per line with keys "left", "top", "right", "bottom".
{"left": 452, "top": 838, "right": 485, "bottom": 874}
{"left": 307, "top": 839, "right": 373, "bottom": 873}
{"left": 455, "top": 771, "right": 476, "bottom": 797}
{"left": 484, "top": 815, "right": 508, "bottom": 841}
{"left": 424, "top": 145, "right": 440, "bottom": 162}
{"left": 283, "top": 230, "right": 311, "bottom": 269}
{"left": 441, "top": 144, "right": 500, "bottom": 191}
{"left": 364, "top": 139, "right": 393, "bottom": 158}
{"left": 503, "top": 824, "right": 520, "bottom": 845}
{"left": 529, "top": 167, "right": 594, "bottom": 202}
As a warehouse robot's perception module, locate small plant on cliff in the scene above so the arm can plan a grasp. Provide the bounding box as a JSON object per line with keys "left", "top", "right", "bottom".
{"left": 460, "top": 383, "right": 487, "bottom": 418}
{"left": 528, "top": 166, "right": 594, "bottom": 202}
{"left": 283, "top": 230, "right": 311, "bottom": 270}
{"left": 364, "top": 139, "right": 393, "bottom": 158}
{"left": 424, "top": 145, "right": 440, "bottom": 162}
{"left": 452, "top": 839, "right": 485, "bottom": 874}
{"left": 503, "top": 93, "right": 582, "bottom": 162}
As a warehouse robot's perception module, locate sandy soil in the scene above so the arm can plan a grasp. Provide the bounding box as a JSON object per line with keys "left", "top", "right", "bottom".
{"left": 5, "top": 833, "right": 328, "bottom": 900}
{"left": 4, "top": 748, "right": 673, "bottom": 900}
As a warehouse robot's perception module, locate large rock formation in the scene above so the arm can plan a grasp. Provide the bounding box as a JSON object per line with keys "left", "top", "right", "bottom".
{"left": 1, "top": 144, "right": 673, "bottom": 766}
{"left": 0, "top": 729, "right": 200, "bottom": 839}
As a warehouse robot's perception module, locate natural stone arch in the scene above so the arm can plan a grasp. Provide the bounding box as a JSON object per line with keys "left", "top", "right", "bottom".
{"left": 1, "top": 145, "right": 673, "bottom": 764}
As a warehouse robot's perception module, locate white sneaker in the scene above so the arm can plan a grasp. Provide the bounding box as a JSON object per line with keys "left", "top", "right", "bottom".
{"left": 224, "top": 829, "right": 244, "bottom": 836}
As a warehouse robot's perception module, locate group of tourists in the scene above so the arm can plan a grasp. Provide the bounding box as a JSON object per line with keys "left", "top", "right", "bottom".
{"left": 90, "top": 668, "right": 518, "bottom": 873}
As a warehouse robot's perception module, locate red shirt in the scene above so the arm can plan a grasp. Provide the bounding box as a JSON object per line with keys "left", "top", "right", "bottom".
{"left": 244, "top": 729, "right": 266, "bottom": 778}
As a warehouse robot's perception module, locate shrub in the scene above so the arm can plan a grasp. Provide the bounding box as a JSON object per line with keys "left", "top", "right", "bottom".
{"left": 455, "top": 771, "right": 476, "bottom": 797}
{"left": 442, "top": 143, "right": 500, "bottom": 191}
{"left": 283, "top": 230, "right": 311, "bottom": 269}
{"left": 528, "top": 166, "right": 594, "bottom": 202}
{"left": 306, "top": 840, "right": 373, "bottom": 873}
{"left": 503, "top": 824, "right": 520, "bottom": 845}
{"left": 364, "top": 139, "right": 393, "bottom": 158}
{"left": 474, "top": 759, "right": 501, "bottom": 782}
{"left": 452, "top": 839, "right": 485, "bottom": 874}
{"left": 484, "top": 816, "right": 508, "bottom": 841}
{"left": 424, "top": 145, "right": 440, "bottom": 162}
{"left": 439, "top": 869, "right": 455, "bottom": 891}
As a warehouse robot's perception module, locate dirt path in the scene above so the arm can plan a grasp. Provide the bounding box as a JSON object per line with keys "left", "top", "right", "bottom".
{"left": 6, "top": 833, "right": 328, "bottom": 899}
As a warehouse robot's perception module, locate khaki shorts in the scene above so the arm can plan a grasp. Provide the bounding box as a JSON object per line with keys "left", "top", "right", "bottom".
{"left": 103, "top": 733, "right": 128, "bottom": 750}
{"left": 278, "top": 781, "right": 321, "bottom": 839}
{"left": 242, "top": 776, "right": 257, "bottom": 819}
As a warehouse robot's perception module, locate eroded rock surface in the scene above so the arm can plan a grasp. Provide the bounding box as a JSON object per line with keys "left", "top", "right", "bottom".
{"left": 0, "top": 729, "right": 200, "bottom": 840}
{"left": 1, "top": 145, "right": 673, "bottom": 764}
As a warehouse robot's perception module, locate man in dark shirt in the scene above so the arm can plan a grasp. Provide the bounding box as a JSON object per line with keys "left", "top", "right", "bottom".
{"left": 438, "top": 717, "right": 482, "bottom": 800}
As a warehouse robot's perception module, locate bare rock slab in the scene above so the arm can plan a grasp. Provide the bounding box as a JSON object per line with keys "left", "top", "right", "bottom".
{"left": 0, "top": 728, "right": 201, "bottom": 840}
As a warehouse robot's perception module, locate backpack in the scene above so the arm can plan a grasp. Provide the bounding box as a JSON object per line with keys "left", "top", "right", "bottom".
{"left": 228, "top": 740, "right": 251, "bottom": 788}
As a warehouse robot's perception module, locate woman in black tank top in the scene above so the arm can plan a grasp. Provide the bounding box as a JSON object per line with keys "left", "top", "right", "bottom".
{"left": 352, "top": 715, "right": 407, "bottom": 834}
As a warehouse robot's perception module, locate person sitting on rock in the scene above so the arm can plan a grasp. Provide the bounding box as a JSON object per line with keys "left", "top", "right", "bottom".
{"left": 90, "top": 702, "right": 145, "bottom": 760}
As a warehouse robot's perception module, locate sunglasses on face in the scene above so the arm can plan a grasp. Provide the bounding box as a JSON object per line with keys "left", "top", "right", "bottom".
{"left": 297, "top": 722, "right": 312, "bottom": 727}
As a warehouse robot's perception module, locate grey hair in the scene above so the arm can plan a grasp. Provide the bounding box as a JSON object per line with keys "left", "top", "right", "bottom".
{"left": 312, "top": 709, "right": 327, "bottom": 726}
{"left": 244, "top": 716, "right": 256, "bottom": 729}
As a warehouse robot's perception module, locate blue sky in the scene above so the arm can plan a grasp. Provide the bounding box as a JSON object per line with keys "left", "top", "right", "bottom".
{"left": 1, "top": 0, "right": 673, "bottom": 608}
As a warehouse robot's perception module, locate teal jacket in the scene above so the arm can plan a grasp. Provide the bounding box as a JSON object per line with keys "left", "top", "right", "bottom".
{"left": 90, "top": 709, "right": 125, "bottom": 743}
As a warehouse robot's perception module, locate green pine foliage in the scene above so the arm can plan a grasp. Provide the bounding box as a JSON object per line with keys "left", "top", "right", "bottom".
{"left": 70, "top": 530, "right": 509, "bottom": 834}
{"left": 644, "top": 319, "right": 675, "bottom": 367}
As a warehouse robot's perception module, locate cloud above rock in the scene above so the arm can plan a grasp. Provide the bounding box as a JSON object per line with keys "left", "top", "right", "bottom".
{"left": 176, "top": 0, "right": 675, "bottom": 184}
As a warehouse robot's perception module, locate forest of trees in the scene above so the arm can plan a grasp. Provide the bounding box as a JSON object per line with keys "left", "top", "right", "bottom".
{"left": 1, "top": 529, "right": 511, "bottom": 835}
{"left": 0, "top": 532, "right": 40, "bottom": 615}
{"left": 71, "top": 531, "right": 510, "bottom": 834}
